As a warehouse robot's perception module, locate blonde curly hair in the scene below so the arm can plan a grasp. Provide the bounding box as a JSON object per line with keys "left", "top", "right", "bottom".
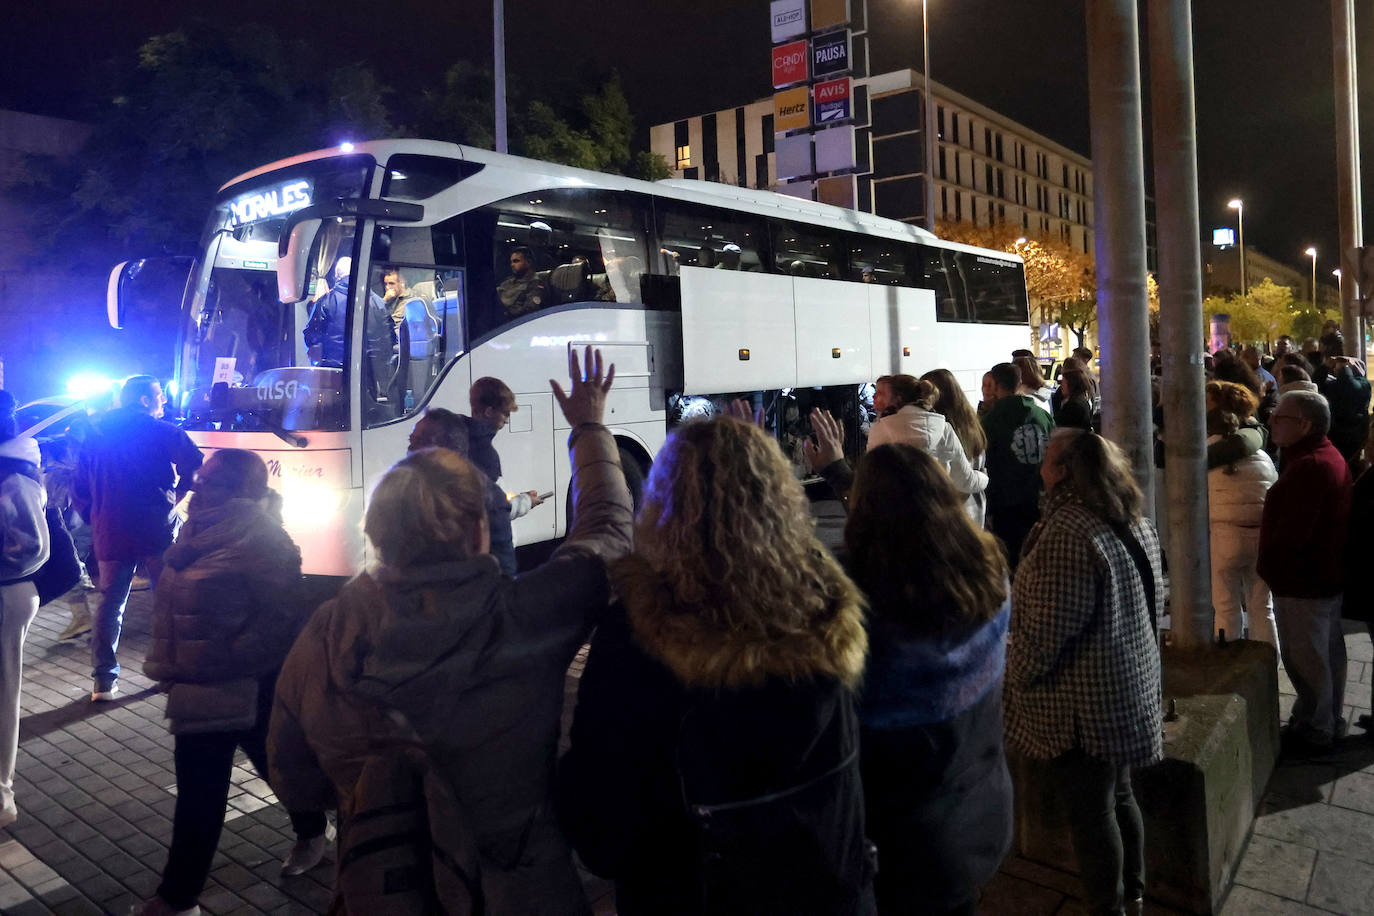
{"left": 622, "top": 417, "right": 862, "bottom": 651}
{"left": 1205, "top": 379, "right": 1259, "bottom": 418}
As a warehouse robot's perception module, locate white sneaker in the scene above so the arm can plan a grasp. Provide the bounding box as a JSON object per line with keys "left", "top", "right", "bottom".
{"left": 91, "top": 682, "right": 119, "bottom": 702}
{"left": 0, "top": 799, "right": 17, "bottom": 829}
{"left": 281, "top": 820, "right": 336, "bottom": 876}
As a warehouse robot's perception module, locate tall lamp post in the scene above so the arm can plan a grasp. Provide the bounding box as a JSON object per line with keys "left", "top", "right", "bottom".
{"left": 1228, "top": 198, "right": 1246, "bottom": 297}
{"left": 1306, "top": 247, "right": 1318, "bottom": 312}
{"left": 494, "top": 0, "right": 507, "bottom": 153}
{"left": 922, "top": 0, "right": 936, "bottom": 231}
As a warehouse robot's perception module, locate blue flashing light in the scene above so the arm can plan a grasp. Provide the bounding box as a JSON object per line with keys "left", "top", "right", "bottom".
{"left": 66, "top": 373, "right": 120, "bottom": 399}
{"left": 340, "top": 141, "right": 355, "bottom": 152}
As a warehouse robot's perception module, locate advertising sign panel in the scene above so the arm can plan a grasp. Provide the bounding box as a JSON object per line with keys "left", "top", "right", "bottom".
{"left": 1212, "top": 227, "right": 1235, "bottom": 247}
{"left": 814, "top": 77, "right": 851, "bottom": 124}
{"left": 775, "top": 133, "right": 814, "bottom": 180}
{"left": 817, "top": 174, "right": 856, "bottom": 209}
{"left": 771, "top": 0, "right": 807, "bottom": 42}
{"left": 772, "top": 40, "right": 809, "bottom": 88}
{"left": 815, "top": 124, "right": 856, "bottom": 172}
{"left": 774, "top": 87, "right": 811, "bottom": 132}
{"left": 812, "top": 30, "right": 850, "bottom": 78}
{"left": 811, "top": 0, "right": 850, "bottom": 31}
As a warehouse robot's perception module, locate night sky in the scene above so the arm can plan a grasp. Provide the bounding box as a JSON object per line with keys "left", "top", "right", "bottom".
{"left": 2, "top": 0, "right": 1370, "bottom": 283}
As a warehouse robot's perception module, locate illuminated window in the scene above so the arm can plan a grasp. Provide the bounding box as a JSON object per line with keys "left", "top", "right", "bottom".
{"left": 675, "top": 145, "right": 692, "bottom": 170}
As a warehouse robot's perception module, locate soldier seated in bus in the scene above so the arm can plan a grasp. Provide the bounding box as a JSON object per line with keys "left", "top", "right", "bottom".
{"left": 382, "top": 267, "right": 432, "bottom": 334}
{"left": 497, "top": 246, "right": 548, "bottom": 317}
{"left": 595, "top": 255, "right": 645, "bottom": 302}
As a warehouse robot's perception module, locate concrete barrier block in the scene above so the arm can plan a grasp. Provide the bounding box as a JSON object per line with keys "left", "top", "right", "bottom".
{"left": 1010, "top": 640, "right": 1280, "bottom": 915}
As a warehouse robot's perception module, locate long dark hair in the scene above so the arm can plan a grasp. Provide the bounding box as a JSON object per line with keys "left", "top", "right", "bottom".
{"left": 921, "top": 368, "right": 987, "bottom": 459}
{"left": 845, "top": 444, "right": 1008, "bottom": 637}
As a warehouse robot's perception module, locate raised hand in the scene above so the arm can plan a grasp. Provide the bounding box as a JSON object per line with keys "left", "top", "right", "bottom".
{"left": 725, "top": 398, "right": 765, "bottom": 427}
{"left": 551, "top": 345, "right": 615, "bottom": 428}
{"left": 803, "top": 407, "right": 844, "bottom": 472}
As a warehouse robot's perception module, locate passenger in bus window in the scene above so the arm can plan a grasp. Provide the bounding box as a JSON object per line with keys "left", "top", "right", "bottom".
{"left": 861, "top": 266, "right": 876, "bottom": 283}
{"left": 497, "top": 246, "right": 547, "bottom": 317}
{"left": 714, "top": 243, "right": 743, "bottom": 270}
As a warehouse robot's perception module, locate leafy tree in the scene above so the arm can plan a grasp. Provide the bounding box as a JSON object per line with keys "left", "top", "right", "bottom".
{"left": 20, "top": 22, "right": 393, "bottom": 267}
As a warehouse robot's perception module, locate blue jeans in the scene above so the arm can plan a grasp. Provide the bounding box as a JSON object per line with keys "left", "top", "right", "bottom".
{"left": 93, "top": 557, "right": 162, "bottom": 688}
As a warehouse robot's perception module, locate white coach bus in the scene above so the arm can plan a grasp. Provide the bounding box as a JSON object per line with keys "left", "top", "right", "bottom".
{"left": 108, "top": 140, "right": 1029, "bottom": 578}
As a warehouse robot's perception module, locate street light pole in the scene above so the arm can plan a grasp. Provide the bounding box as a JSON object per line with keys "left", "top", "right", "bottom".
{"left": 1307, "top": 247, "right": 1318, "bottom": 312}
{"left": 494, "top": 0, "right": 508, "bottom": 154}
{"left": 923, "top": 0, "right": 936, "bottom": 232}
{"left": 1228, "top": 198, "right": 1246, "bottom": 297}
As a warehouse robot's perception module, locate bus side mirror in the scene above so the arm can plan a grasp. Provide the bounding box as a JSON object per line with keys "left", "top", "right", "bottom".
{"left": 107, "top": 261, "right": 132, "bottom": 329}
{"left": 278, "top": 218, "right": 322, "bottom": 304}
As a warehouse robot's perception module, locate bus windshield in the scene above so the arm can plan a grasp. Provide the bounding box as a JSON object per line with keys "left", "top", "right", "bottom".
{"left": 180, "top": 156, "right": 373, "bottom": 432}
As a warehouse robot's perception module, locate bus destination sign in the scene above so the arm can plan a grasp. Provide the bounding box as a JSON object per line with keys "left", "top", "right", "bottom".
{"left": 229, "top": 180, "right": 312, "bottom": 227}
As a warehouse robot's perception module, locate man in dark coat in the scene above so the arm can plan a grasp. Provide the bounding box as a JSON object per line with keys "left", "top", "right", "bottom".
{"left": 74, "top": 375, "right": 201, "bottom": 701}
{"left": 1259, "top": 390, "right": 1353, "bottom": 750}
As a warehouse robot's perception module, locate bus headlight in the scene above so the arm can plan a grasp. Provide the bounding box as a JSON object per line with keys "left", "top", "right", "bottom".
{"left": 278, "top": 479, "right": 343, "bottom": 528}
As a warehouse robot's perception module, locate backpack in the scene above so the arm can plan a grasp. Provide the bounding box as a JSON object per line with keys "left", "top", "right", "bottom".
{"left": 676, "top": 707, "right": 876, "bottom": 916}
{"left": 336, "top": 744, "right": 484, "bottom": 916}
{"left": 34, "top": 504, "right": 82, "bottom": 605}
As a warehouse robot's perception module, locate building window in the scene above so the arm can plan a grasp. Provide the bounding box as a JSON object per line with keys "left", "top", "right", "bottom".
{"left": 955, "top": 190, "right": 963, "bottom": 221}
{"left": 955, "top": 153, "right": 962, "bottom": 186}
{"left": 951, "top": 113, "right": 959, "bottom": 145}
{"left": 762, "top": 115, "right": 775, "bottom": 154}
{"left": 995, "top": 134, "right": 1004, "bottom": 162}
{"left": 939, "top": 148, "right": 947, "bottom": 180}
{"left": 676, "top": 145, "right": 692, "bottom": 170}
{"left": 984, "top": 163, "right": 993, "bottom": 194}
{"left": 998, "top": 203, "right": 1006, "bottom": 221}
{"left": 941, "top": 186, "right": 948, "bottom": 216}
{"left": 997, "top": 168, "right": 1005, "bottom": 199}
{"left": 985, "top": 127, "right": 992, "bottom": 154}
{"left": 937, "top": 106, "right": 946, "bottom": 140}
{"left": 987, "top": 198, "right": 995, "bottom": 224}
{"left": 1063, "top": 163, "right": 1070, "bottom": 187}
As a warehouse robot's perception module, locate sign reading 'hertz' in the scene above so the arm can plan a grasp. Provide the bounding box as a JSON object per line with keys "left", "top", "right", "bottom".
{"left": 774, "top": 86, "right": 811, "bottom": 131}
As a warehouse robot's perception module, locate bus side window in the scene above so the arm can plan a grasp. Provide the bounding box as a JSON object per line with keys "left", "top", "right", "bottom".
{"left": 652, "top": 199, "right": 768, "bottom": 274}
{"left": 772, "top": 220, "right": 846, "bottom": 280}
{"left": 848, "top": 235, "right": 910, "bottom": 286}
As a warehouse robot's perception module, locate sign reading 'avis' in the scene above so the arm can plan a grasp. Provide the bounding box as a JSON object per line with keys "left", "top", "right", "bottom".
{"left": 813, "top": 77, "right": 851, "bottom": 123}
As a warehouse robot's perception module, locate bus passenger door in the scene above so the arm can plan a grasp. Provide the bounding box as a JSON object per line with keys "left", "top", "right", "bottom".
{"left": 501, "top": 391, "right": 557, "bottom": 547}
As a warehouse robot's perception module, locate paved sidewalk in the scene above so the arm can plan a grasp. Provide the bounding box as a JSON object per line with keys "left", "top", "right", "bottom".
{"left": 3, "top": 585, "right": 1374, "bottom": 914}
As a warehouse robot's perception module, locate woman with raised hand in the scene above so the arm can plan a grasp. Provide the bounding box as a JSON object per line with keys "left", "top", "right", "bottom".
{"left": 270, "top": 347, "right": 633, "bottom": 914}
{"left": 559, "top": 413, "right": 873, "bottom": 914}
{"left": 1006, "top": 428, "right": 1163, "bottom": 916}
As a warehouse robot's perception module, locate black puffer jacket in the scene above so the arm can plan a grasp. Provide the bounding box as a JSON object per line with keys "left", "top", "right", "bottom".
{"left": 144, "top": 493, "right": 304, "bottom": 685}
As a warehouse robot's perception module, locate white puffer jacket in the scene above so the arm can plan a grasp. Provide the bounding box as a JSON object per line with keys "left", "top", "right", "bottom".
{"left": 1206, "top": 433, "right": 1277, "bottom": 528}
{"left": 867, "top": 404, "right": 989, "bottom": 497}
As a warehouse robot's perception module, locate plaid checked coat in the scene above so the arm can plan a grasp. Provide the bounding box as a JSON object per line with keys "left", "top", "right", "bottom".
{"left": 1004, "top": 488, "right": 1164, "bottom": 767}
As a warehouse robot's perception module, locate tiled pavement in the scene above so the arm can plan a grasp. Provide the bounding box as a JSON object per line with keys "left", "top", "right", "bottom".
{"left": 4, "top": 583, "right": 1374, "bottom": 915}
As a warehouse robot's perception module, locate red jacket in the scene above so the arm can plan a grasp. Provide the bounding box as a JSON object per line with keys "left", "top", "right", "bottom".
{"left": 1258, "top": 435, "right": 1352, "bottom": 598}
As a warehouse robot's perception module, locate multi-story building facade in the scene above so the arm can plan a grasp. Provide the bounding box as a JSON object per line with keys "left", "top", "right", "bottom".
{"left": 649, "top": 68, "right": 1095, "bottom": 257}
{"left": 1204, "top": 245, "right": 1341, "bottom": 311}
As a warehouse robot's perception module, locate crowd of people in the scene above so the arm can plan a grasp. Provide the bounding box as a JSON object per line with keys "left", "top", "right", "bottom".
{"left": 0, "top": 331, "right": 1368, "bottom": 915}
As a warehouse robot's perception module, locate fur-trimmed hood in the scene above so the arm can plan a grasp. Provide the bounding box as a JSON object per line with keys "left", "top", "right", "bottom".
{"left": 613, "top": 553, "right": 867, "bottom": 691}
